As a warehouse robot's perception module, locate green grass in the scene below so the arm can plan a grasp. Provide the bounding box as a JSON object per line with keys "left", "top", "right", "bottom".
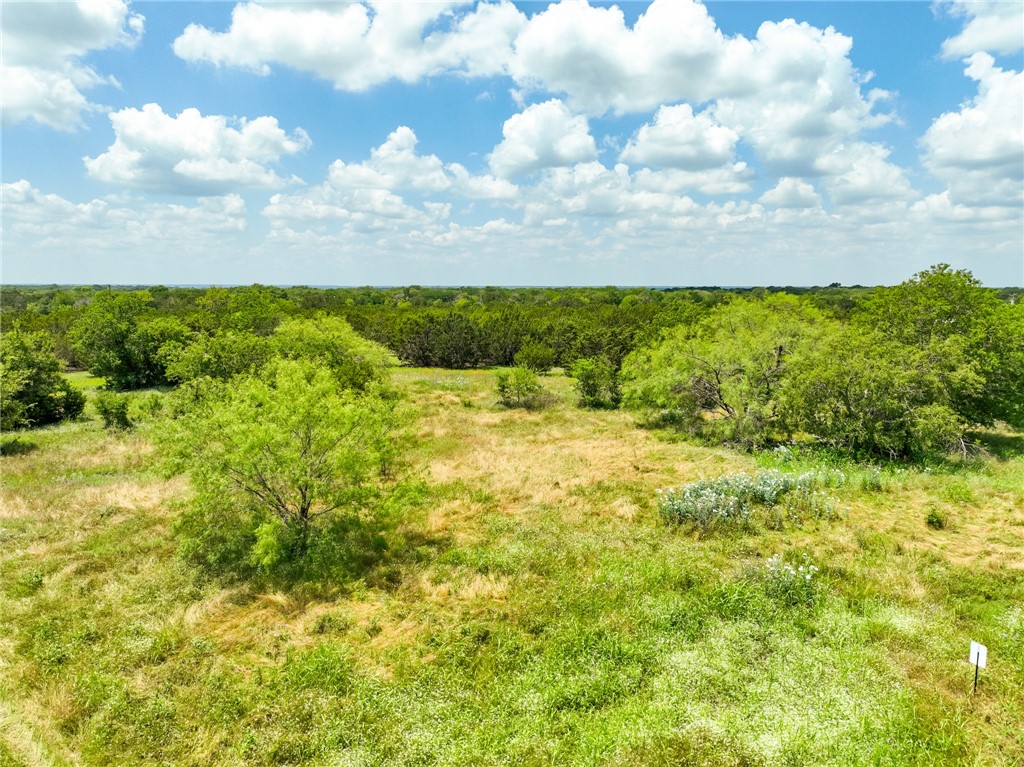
{"left": 1, "top": 369, "right": 1022, "bottom": 765}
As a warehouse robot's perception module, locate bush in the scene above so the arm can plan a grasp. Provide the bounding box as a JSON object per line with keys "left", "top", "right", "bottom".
{"left": 496, "top": 367, "right": 545, "bottom": 409}
{"left": 68, "top": 292, "right": 190, "bottom": 390}
{"left": 0, "top": 329, "right": 85, "bottom": 430}
{"left": 570, "top": 356, "right": 620, "bottom": 408}
{"left": 514, "top": 341, "right": 557, "bottom": 374}
{"left": 94, "top": 391, "right": 133, "bottom": 429}
{"left": 165, "top": 360, "right": 402, "bottom": 572}
{"left": 658, "top": 470, "right": 845, "bottom": 531}
{"left": 925, "top": 507, "right": 947, "bottom": 530}
{"left": 272, "top": 316, "right": 398, "bottom": 391}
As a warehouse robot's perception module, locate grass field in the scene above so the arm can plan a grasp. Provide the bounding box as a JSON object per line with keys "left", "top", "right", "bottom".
{"left": 1, "top": 369, "right": 1022, "bottom": 766}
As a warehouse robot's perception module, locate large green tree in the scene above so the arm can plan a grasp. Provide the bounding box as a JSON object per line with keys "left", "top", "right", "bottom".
{"left": 622, "top": 295, "right": 824, "bottom": 446}
{"left": 68, "top": 291, "right": 190, "bottom": 390}
{"left": 0, "top": 329, "right": 85, "bottom": 430}
{"left": 167, "top": 360, "right": 400, "bottom": 570}
{"left": 860, "top": 264, "right": 1024, "bottom": 428}
{"left": 778, "top": 326, "right": 965, "bottom": 457}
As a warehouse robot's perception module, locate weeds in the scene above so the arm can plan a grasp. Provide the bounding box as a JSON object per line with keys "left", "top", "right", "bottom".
{"left": 763, "top": 552, "right": 820, "bottom": 608}
{"left": 658, "top": 469, "right": 847, "bottom": 530}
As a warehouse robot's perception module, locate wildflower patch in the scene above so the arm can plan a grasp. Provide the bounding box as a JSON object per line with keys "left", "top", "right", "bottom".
{"left": 657, "top": 469, "right": 847, "bottom": 531}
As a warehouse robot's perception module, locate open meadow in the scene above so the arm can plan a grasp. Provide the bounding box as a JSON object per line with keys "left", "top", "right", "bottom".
{"left": 1, "top": 368, "right": 1022, "bottom": 766}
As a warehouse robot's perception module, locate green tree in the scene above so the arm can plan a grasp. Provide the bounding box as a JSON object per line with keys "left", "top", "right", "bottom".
{"left": 860, "top": 264, "right": 1024, "bottom": 428}
{"left": 161, "top": 331, "right": 274, "bottom": 384}
{"left": 0, "top": 329, "right": 85, "bottom": 430}
{"left": 495, "top": 366, "right": 544, "bottom": 408}
{"left": 570, "top": 356, "right": 620, "bottom": 409}
{"left": 621, "top": 295, "right": 823, "bottom": 445}
{"left": 68, "top": 292, "right": 190, "bottom": 389}
{"left": 166, "top": 361, "right": 398, "bottom": 570}
{"left": 191, "top": 285, "right": 294, "bottom": 336}
{"left": 514, "top": 341, "right": 557, "bottom": 373}
{"left": 271, "top": 316, "right": 398, "bottom": 391}
{"left": 778, "top": 326, "right": 964, "bottom": 457}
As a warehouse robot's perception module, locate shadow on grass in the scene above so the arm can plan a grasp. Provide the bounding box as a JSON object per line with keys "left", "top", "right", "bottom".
{"left": 177, "top": 480, "right": 453, "bottom": 597}
{"left": 0, "top": 436, "right": 38, "bottom": 457}
{"left": 967, "top": 429, "right": 1024, "bottom": 461}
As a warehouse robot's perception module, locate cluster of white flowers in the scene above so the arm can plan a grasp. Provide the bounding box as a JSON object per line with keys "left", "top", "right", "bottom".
{"left": 764, "top": 552, "right": 820, "bottom": 607}
{"left": 657, "top": 469, "right": 847, "bottom": 529}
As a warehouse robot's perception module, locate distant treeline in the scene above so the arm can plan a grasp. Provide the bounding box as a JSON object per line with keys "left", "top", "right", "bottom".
{"left": 0, "top": 282, "right": 928, "bottom": 367}
{"left": 3, "top": 269, "right": 1023, "bottom": 458}
{"left": 1, "top": 281, "right": 1021, "bottom": 374}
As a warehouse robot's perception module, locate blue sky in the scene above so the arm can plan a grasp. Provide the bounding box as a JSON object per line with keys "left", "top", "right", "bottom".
{"left": 2, "top": 1, "right": 1022, "bottom": 286}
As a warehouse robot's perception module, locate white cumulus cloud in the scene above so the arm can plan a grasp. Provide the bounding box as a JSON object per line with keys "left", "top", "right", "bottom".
{"left": 263, "top": 125, "right": 517, "bottom": 234}
{"left": 939, "top": 0, "right": 1024, "bottom": 59}
{"left": 1, "top": 0, "right": 143, "bottom": 130}
{"left": 921, "top": 54, "right": 1024, "bottom": 207}
{"left": 620, "top": 105, "right": 739, "bottom": 170}
{"left": 819, "top": 142, "right": 916, "bottom": 206}
{"left": 173, "top": 1, "right": 526, "bottom": 90}
{"left": 759, "top": 178, "right": 822, "bottom": 209}
{"left": 83, "top": 104, "right": 311, "bottom": 195}
{"left": 488, "top": 99, "right": 598, "bottom": 178}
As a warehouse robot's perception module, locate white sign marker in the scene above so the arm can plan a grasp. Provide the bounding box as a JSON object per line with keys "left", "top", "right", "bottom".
{"left": 970, "top": 641, "right": 987, "bottom": 669}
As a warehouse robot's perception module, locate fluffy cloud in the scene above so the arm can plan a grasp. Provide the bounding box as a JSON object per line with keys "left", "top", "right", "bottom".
{"left": 83, "top": 104, "right": 311, "bottom": 195}
{"left": 940, "top": 0, "right": 1024, "bottom": 59}
{"left": 921, "top": 54, "right": 1023, "bottom": 207}
{"left": 508, "top": 1, "right": 891, "bottom": 175}
{"left": 173, "top": 1, "right": 526, "bottom": 90}
{"left": 1, "top": 180, "right": 248, "bottom": 281}
{"left": 818, "top": 142, "right": 916, "bottom": 206}
{"left": 620, "top": 105, "right": 739, "bottom": 170}
{"left": 708, "top": 20, "right": 892, "bottom": 176}
{"left": 1, "top": 0, "right": 143, "bottom": 129}
{"left": 263, "top": 126, "right": 515, "bottom": 233}
{"left": 488, "top": 100, "right": 598, "bottom": 178}
{"left": 758, "top": 178, "right": 822, "bottom": 209}
{"left": 509, "top": 0, "right": 723, "bottom": 113}
{"left": 632, "top": 165, "right": 753, "bottom": 197}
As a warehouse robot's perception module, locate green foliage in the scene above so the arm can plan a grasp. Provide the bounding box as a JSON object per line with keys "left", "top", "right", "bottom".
{"left": 165, "top": 360, "right": 401, "bottom": 572}
{"left": 495, "top": 366, "right": 545, "bottom": 409}
{"left": 271, "top": 315, "right": 398, "bottom": 391}
{"left": 94, "top": 391, "right": 133, "bottom": 430}
{"left": 623, "top": 277, "right": 1010, "bottom": 458}
{"left": 513, "top": 340, "right": 557, "bottom": 373}
{"left": 926, "top": 507, "right": 947, "bottom": 530}
{"left": 0, "top": 328, "right": 85, "bottom": 430}
{"left": 860, "top": 264, "right": 1024, "bottom": 428}
{"left": 570, "top": 356, "right": 620, "bottom": 408}
{"left": 68, "top": 292, "right": 190, "bottom": 390}
{"left": 191, "top": 285, "right": 294, "bottom": 335}
{"left": 161, "top": 331, "right": 273, "bottom": 383}
{"left": 762, "top": 553, "right": 820, "bottom": 608}
{"left": 779, "top": 326, "right": 966, "bottom": 458}
{"left": 658, "top": 469, "right": 846, "bottom": 530}
{"left": 623, "top": 294, "right": 823, "bottom": 446}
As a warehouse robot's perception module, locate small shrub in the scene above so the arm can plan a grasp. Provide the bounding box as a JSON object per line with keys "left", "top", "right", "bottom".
{"left": 658, "top": 469, "right": 846, "bottom": 531}
{"left": 131, "top": 392, "right": 164, "bottom": 422}
{"left": 94, "top": 391, "right": 133, "bottom": 429}
{"left": 859, "top": 469, "right": 883, "bottom": 492}
{"left": 495, "top": 367, "right": 545, "bottom": 409}
{"left": 941, "top": 481, "right": 975, "bottom": 505}
{"left": 763, "top": 552, "right": 820, "bottom": 608}
{"left": 570, "top": 356, "right": 620, "bottom": 408}
{"left": 514, "top": 341, "right": 557, "bottom": 374}
{"left": 925, "top": 507, "right": 947, "bottom": 530}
